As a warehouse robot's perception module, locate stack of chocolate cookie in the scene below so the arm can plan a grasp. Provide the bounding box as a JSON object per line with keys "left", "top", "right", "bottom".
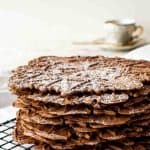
{"left": 9, "top": 56, "right": 150, "bottom": 150}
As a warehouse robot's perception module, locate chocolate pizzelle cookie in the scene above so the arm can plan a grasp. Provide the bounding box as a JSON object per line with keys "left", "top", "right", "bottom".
{"left": 9, "top": 56, "right": 150, "bottom": 150}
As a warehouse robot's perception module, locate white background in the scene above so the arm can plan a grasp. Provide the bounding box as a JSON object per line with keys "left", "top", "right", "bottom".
{"left": 0, "top": 0, "right": 149, "bottom": 50}
{"left": 0, "top": 0, "right": 149, "bottom": 69}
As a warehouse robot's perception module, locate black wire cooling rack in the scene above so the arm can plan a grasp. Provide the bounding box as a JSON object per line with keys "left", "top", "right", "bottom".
{"left": 0, "top": 118, "right": 33, "bottom": 150}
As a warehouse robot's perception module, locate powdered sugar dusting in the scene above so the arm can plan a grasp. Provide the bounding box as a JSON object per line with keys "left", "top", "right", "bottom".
{"left": 77, "top": 67, "right": 122, "bottom": 81}
{"left": 61, "top": 78, "right": 71, "bottom": 95}
{"left": 9, "top": 56, "right": 149, "bottom": 95}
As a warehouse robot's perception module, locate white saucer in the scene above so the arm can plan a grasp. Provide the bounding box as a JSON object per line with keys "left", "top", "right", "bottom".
{"left": 98, "top": 39, "right": 148, "bottom": 51}
{"left": 73, "top": 38, "right": 149, "bottom": 51}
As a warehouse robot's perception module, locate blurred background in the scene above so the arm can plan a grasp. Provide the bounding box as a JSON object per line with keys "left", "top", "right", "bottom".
{"left": 0, "top": 0, "right": 149, "bottom": 49}
{"left": 0, "top": 0, "right": 150, "bottom": 69}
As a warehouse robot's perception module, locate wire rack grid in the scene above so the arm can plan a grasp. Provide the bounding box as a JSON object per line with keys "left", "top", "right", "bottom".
{"left": 0, "top": 118, "right": 33, "bottom": 150}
